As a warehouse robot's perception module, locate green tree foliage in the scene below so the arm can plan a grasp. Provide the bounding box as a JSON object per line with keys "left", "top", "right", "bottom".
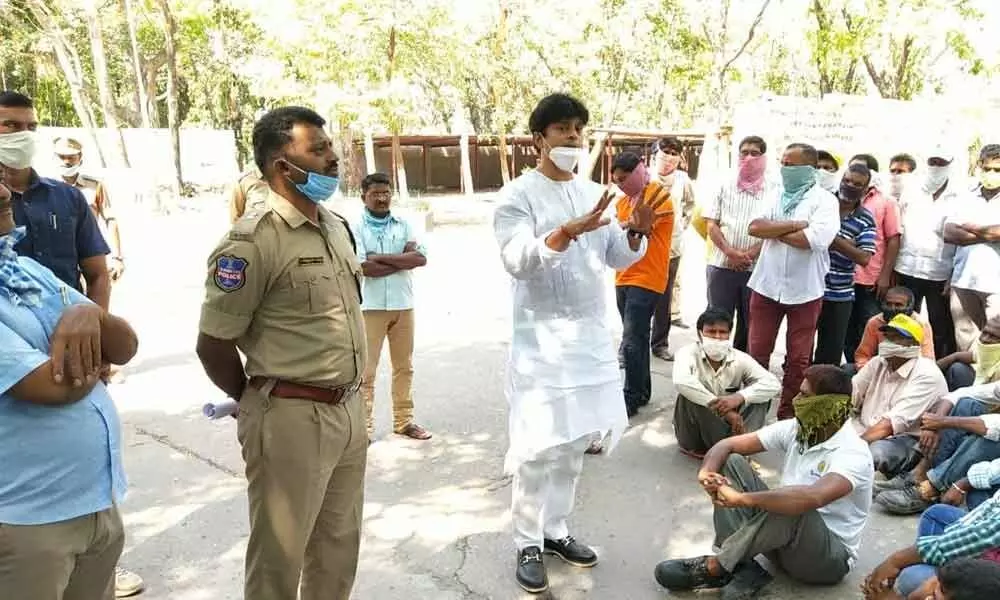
{"left": 0, "top": 0, "right": 995, "bottom": 176}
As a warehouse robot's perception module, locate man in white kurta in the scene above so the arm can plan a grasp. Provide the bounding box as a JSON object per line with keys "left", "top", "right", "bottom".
{"left": 493, "top": 93, "right": 655, "bottom": 595}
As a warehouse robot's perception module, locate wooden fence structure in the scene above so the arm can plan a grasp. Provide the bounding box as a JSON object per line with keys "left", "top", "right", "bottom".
{"left": 350, "top": 128, "right": 706, "bottom": 195}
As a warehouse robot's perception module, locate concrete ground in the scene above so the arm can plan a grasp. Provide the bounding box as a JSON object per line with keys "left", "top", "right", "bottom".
{"left": 104, "top": 198, "right": 914, "bottom": 599}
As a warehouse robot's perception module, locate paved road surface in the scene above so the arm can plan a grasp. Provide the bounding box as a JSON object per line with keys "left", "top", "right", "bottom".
{"left": 104, "top": 199, "right": 912, "bottom": 599}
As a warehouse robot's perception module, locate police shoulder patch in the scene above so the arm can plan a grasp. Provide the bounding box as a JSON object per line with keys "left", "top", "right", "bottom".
{"left": 214, "top": 255, "right": 248, "bottom": 292}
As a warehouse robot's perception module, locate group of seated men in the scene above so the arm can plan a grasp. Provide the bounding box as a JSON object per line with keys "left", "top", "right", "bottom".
{"left": 655, "top": 304, "right": 1000, "bottom": 599}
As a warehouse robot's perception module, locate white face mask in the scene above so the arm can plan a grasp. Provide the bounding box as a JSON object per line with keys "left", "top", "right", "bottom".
{"left": 888, "top": 172, "right": 911, "bottom": 199}
{"left": 701, "top": 337, "right": 732, "bottom": 361}
{"left": 0, "top": 130, "right": 38, "bottom": 169}
{"left": 547, "top": 145, "right": 582, "bottom": 173}
{"left": 878, "top": 340, "right": 920, "bottom": 360}
{"left": 816, "top": 169, "right": 839, "bottom": 193}
{"left": 59, "top": 162, "right": 82, "bottom": 178}
{"left": 923, "top": 165, "right": 950, "bottom": 193}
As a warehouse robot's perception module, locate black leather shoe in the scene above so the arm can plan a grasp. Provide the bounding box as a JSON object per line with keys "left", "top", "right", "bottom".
{"left": 543, "top": 536, "right": 598, "bottom": 568}
{"left": 721, "top": 560, "right": 773, "bottom": 600}
{"left": 515, "top": 546, "right": 548, "bottom": 593}
{"left": 654, "top": 556, "right": 732, "bottom": 591}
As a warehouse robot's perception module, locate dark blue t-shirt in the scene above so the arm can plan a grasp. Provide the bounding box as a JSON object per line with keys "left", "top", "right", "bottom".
{"left": 12, "top": 172, "right": 110, "bottom": 291}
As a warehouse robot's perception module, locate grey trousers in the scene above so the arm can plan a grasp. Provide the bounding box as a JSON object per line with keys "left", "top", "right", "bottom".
{"left": 870, "top": 435, "right": 923, "bottom": 478}
{"left": 673, "top": 395, "right": 768, "bottom": 455}
{"left": 713, "top": 455, "right": 851, "bottom": 585}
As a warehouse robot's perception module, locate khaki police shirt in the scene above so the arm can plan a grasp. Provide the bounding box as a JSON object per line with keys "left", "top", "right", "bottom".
{"left": 199, "top": 190, "right": 366, "bottom": 388}
{"left": 72, "top": 175, "right": 114, "bottom": 225}
{"left": 228, "top": 169, "right": 270, "bottom": 224}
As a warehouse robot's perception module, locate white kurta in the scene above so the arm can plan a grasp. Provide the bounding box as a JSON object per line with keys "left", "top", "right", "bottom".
{"left": 494, "top": 170, "right": 645, "bottom": 473}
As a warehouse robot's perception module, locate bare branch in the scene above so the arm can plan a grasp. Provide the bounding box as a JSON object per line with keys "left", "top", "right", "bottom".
{"left": 719, "top": 0, "right": 772, "bottom": 79}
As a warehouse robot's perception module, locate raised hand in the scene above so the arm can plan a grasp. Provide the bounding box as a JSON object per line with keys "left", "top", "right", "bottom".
{"left": 628, "top": 186, "right": 670, "bottom": 234}
{"left": 563, "top": 187, "right": 617, "bottom": 237}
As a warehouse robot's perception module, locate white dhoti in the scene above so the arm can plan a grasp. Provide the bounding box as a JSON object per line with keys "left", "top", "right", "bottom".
{"left": 494, "top": 170, "right": 645, "bottom": 549}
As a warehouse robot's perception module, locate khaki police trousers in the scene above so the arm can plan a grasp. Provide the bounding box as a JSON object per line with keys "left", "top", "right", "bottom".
{"left": 951, "top": 287, "right": 1000, "bottom": 352}
{"left": 238, "top": 384, "right": 367, "bottom": 600}
{"left": 0, "top": 506, "right": 124, "bottom": 600}
{"left": 361, "top": 309, "right": 416, "bottom": 435}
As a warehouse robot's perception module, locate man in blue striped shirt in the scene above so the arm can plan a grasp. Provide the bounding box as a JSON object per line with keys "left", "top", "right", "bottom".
{"left": 814, "top": 163, "right": 877, "bottom": 365}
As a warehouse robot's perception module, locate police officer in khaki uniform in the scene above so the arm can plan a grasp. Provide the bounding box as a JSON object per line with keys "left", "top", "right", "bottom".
{"left": 195, "top": 106, "right": 367, "bottom": 600}
{"left": 227, "top": 166, "right": 270, "bottom": 224}
{"left": 54, "top": 137, "right": 126, "bottom": 282}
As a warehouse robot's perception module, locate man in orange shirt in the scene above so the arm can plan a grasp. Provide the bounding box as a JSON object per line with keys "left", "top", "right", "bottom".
{"left": 852, "top": 286, "right": 935, "bottom": 372}
{"left": 612, "top": 152, "right": 674, "bottom": 417}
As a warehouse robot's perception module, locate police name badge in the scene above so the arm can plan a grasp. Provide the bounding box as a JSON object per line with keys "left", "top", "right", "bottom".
{"left": 214, "top": 255, "right": 248, "bottom": 292}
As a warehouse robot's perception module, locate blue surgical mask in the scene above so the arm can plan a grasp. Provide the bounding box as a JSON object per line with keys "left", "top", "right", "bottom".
{"left": 284, "top": 161, "right": 339, "bottom": 203}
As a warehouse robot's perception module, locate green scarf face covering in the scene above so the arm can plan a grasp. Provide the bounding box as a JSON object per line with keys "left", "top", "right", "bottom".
{"left": 793, "top": 393, "right": 852, "bottom": 446}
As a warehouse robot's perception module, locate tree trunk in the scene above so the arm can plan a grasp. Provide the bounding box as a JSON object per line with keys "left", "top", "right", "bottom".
{"left": 459, "top": 134, "right": 474, "bottom": 196}
{"left": 390, "top": 133, "right": 409, "bottom": 200}
{"left": 364, "top": 131, "right": 376, "bottom": 174}
{"left": 498, "top": 134, "right": 511, "bottom": 184}
{"left": 155, "top": 0, "right": 183, "bottom": 195}
{"left": 29, "top": 0, "right": 107, "bottom": 167}
{"left": 123, "top": 0, "right": 152, "bottom": 128}
{"left": 84, "top": 0, "right": 130, "bottom": 167}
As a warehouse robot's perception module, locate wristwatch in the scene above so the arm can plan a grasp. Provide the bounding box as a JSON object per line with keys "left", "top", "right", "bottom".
{"left": 626, "top": 229, "right": 646, "bottom": 241}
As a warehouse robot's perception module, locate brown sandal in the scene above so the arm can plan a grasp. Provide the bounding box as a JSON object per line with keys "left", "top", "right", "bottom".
{"left": 397, "top": 423, "right": 433, "bottom": 440}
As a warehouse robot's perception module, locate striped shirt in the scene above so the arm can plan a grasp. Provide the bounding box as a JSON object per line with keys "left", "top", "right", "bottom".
{"left": 825, "top": 206, "right": 876, "bottom": 302}
{"left": 703, "top": 177, "right": 781, "bottom": 269}
{"left": 916, "top": 488, "right": 1000, "bottom": 565}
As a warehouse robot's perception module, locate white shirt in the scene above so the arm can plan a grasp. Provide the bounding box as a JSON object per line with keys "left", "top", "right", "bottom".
{"left": 672, "top": 342, "right": 780, "bottom": 407}
{"left": 895, "top": 183, "right": 960, "bottom": 281}
{"left": 493, "top": 169, "right": 646, "bottom": 472}
{"left": 757, "top": 419, "right": 874, "bottom": 566}
{"left": 851, "top": 356, "right": 948, "bottom": 436}
{"left": 748, "top": 185, "right": 840, "bottom": 305}
{"left": 948, "top": 187, "right": 1000, "bottom": 294}
{"left": 944, "top": 381, "right": 1000, "bottom": 407}
{"left": 703, "top": 177, "right": 782, "bottom": 269}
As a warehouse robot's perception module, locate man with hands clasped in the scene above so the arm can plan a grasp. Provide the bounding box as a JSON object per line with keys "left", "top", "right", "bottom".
{"left": 494, "top": 93, "right": 657, "bottom": 594}
{"left": 0, "top": 176, "right": 139, "bottom": 599}
{"left": 655, "top": 364, "right": 874, "bottom": 600}
{"left": 672, "top": 307, "right": 780, "bottom": 459}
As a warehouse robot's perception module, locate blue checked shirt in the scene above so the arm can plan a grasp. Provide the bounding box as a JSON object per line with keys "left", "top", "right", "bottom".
{"left": 916, "top": 488, "right": 1000, "bottom": 565}
{"left": 0, "top": 256, "right": 126, "bottom": 525}
{"left": 352, "top": 214, "right": 426, "bottom": 311}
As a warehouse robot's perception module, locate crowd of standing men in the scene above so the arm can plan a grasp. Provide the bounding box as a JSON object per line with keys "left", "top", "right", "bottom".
{"left": 5, "top": 80, "right": 1000, "bottom": 600}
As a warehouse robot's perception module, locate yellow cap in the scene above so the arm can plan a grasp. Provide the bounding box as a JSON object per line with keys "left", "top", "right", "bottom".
{"left": 880, "top": 314, "right": 924, "bottom": 344}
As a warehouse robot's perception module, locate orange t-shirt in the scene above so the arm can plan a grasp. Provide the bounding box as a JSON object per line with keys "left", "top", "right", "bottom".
{"left": 855, "top": 313, "right": 936, "bottom": 368}
{"left": 614, "top": 181, "right": 675, "bottom": 293}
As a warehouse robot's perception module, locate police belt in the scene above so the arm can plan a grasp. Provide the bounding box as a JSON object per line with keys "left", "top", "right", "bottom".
{"left": 249, "top": 377, "right": 360, "bottom": 405}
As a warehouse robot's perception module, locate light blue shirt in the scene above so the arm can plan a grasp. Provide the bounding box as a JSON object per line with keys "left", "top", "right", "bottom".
{"left": 352, "top": 214, "right": 426, "bottom": 311}
{"left": 0, "top": 257, "right": 126, "bottom": 525}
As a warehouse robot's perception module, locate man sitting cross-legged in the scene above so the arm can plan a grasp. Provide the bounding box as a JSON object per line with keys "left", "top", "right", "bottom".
{"left": 654, "top": 365, "right": 874, "bottom": 600}
{"left": 672, "top": 307, "right": 780, "bottom": 459}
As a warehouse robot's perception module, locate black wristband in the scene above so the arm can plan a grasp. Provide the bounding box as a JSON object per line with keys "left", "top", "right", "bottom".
{"left": 627, "top": 229, "right": 646, "bottom": 240}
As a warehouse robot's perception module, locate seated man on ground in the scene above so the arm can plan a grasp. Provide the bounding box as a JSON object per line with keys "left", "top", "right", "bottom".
{"left": 863, "top": 497, "right": 1000, "bottom": 600}
{"left": 654, "top": 365, "right": 874, "bottom": 600}
{"left": 937, "top": 315, "right": 1000, "bottom": 392}
{"left": 876, "top": 393, "right": 1000, "bottom": 515}
{"left": 852, "top": 314, "right": 947, "bottom": 479}
{"left": 672, "top": 307, "right": 780, "bottom": 459}
{"left": 852, "top": 286, "right": 935, "bottom": 372}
